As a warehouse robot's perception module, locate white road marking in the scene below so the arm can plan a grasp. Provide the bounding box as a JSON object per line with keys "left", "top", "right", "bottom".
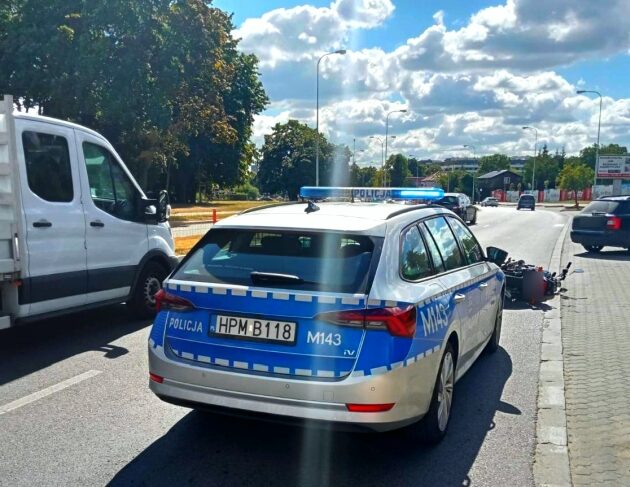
{"left": 0, "top": 370, "right": 101, "bottom": 416}
{"left": 553, "top": 223, "right": 565, "bottom": 227}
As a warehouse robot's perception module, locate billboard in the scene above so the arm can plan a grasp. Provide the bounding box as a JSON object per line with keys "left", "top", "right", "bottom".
{"left": 597, "top": 155, "right": 630, "bottom": 179}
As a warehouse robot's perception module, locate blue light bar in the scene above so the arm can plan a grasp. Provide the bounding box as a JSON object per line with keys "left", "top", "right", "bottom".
{"left": 299, "top": 186, "right": 445, "bottom": 201}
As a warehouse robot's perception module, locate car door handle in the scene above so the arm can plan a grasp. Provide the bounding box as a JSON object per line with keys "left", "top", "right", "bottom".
{"left": 454, "top": 293, "right": 466, "bottom": 303}
{"left": 32, "top": 220, "right": 52, "bottom": 228}
{"left": 480, "top": 283, "right": 489, "bottom": 288}
{"left": 90, "top": 220, "right": 105, "bottom": 228}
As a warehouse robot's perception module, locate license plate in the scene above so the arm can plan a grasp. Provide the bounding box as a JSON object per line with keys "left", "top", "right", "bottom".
{"left": 211, "top": 315, "right": 297, "bottom": 344}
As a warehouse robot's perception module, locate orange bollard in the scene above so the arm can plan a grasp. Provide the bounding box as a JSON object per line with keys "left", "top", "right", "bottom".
{"left": 212, "top": 208, "right": 217, "bottom": 224}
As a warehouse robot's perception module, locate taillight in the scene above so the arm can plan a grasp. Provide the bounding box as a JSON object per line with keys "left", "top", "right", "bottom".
{"left": 317, "top": 305, "right": 417, "bottom": 338}
{"left": 606, "top": 216, "right": 622, "bottom": 230}
{"left": 346, "top": 403, "right": 395, "bottom": 413}
{"left": 149, "top": 372, "right": 164, "bottom": 383}
{"left": 154, "top": 289, "right": 194, "bottom": 312}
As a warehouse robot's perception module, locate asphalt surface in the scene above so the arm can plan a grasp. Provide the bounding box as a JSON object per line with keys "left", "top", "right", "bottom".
{"left": 0, "top": 207, "right": 570, "bottom": 487}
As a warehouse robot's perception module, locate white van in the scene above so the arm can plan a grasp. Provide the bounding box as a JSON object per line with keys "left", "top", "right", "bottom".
{"left": 0, "top": 95, "right": 177, "bottom": 329}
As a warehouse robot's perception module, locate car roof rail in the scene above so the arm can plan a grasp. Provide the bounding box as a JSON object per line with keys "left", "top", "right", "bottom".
{"left": 385, "top": 204, "right": 444, "bottom": 220}
{"left": 239, "top": 201, "right": 303, "bottom": 215}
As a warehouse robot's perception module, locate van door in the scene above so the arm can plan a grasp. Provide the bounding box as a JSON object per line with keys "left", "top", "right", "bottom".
{"left": 15, "top": 120, "right": 87, "bottom": 315}
{"left": 74, "top": 131, "right": 148, "bottom": 303}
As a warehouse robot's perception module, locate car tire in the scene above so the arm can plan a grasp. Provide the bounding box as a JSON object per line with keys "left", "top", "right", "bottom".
{"left": 485, "top": 297, "right": 503, "bottom": 354}
{"left": 418, "top": 342, "right": 456, "bottom": 445}
{"left": 583, "top": 245, "right": 603, "bottom": 253}
{"left": 127, "top": 261, "right": 169, "bottom": 319}
{"left": 469, "top": 210, "right": 477, "bottom": 225}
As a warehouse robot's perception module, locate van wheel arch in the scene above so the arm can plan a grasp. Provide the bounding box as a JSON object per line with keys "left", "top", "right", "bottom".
{"left": 127, "top": 251, "right": 175, "bottom": 319}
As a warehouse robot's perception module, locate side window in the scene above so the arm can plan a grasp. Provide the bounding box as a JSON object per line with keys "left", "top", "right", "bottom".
{"left": 400, "top": 225, "right": 432, "bottom": 281}
{"left": 424, "top": 217, "right": 465, "bottom": 271}
{"left": 22, "top": 131, "right": 73, "bottom": 202}
{"left": 448, "top": 217, "right": 484, "bottom": 265}
{"left": 419, "top": 223, "right": 446, "bottom": 274}
{"left": 83, "top": 142, "right": 139, "bottom": 221}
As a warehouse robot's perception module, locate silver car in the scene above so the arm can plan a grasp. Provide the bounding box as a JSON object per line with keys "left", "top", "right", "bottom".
{"left": 148, "top": 190, "right": 505, "bottom": 443}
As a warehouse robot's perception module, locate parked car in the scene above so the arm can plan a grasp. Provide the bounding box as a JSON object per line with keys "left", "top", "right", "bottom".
{"left": 435, "top": 193, "right": 477, "bottom": 224}
{"left": 0, "top": 95, "right": 177, "bottom": 329}
{"left": 570, "top": 196, "right": 630, "bottom": 253}
{"left": 517, "top": 194, "right": 536, "bottom": 211}
{"left": 148, "top": 187, "right": 505, "bottom": 444}
{"left": 481, "top": 197, "right": 499, "bottom": 207}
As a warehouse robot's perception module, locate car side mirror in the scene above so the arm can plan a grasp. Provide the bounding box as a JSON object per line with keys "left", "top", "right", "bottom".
{"left": 486, "top": 246, "right": 508, "bottom": 266}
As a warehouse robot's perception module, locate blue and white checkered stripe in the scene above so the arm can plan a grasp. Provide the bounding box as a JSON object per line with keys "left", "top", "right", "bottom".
{"left": 165, "top": 280, "right": 366, "bottom": 306}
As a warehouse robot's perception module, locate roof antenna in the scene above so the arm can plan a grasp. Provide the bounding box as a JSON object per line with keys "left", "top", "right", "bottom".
{"left": 305, "top": 200, "right": 320, "bottom": 214}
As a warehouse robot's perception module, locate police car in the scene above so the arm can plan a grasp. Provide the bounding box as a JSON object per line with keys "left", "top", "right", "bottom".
{"left": 148, "top": 187, "right": 505, "bottom": 443}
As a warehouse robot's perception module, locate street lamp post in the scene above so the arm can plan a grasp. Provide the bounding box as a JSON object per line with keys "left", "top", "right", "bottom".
{"left": 463, "top": 144, "right": 476, "bottom": 202}
{"left": 384, "top": 109, "right": 407, "bottom": 187}
{"left": 577, "top": 90, "right": 603, "bottom": 190}
{"left": 522, "top": 126, "right": 538, "bottom": 191}
{"left": 369, "top": 136, "right": 385, "bottom": 185}
{"left": 315, "top": 49, "right": 346, "bottom": 186}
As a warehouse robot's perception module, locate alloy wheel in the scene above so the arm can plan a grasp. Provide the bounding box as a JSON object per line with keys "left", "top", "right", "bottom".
{"left": 437, "top": 352, "right": 455, "bottom": 431}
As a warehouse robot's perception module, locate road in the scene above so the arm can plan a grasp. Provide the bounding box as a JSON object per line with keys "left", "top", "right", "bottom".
{"left": 0, "top": 207, "right": 569, "bottom": 487}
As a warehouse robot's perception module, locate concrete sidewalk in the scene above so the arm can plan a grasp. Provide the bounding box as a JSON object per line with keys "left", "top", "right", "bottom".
{"left": 560, "top": 237, "right": 630, "bottom": 484}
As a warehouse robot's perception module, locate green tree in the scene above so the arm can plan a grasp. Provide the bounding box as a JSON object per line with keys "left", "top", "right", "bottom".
{"left": 385, "top": 154, "right": 411, "bottom": 186}
{"left": 0, "top": 0, "right": 267, "bottom": 202}
{"left": 477, "top": 154, "right": 510, "bottom": 175}
{"left": 557, "top": 163, "right": 595, "bottom": 208}
{"left": 523, "top": 145, "right": 560, "bottom": 190}
{"left": 407, "top": 157, "right": 425, "bottom": 179}
{"left": 257, "top": 120, "right": 346, "bottom": 199}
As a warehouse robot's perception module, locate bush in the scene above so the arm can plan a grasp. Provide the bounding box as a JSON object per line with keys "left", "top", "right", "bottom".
{"left": 233, "top": 182, "right": 260, "bottom": 200}
{"left": 228, "top": 193, "right": 248, "bottom": 201}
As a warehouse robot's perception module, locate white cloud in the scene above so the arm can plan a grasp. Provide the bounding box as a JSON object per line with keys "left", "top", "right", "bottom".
{"left": 234, "top": 0, "right": 394, "bottom": 68}
{"left": 238, "top": 0, "right": 630, "bottom": 163}
{"left": 399, "top": 0, "right": 630, "bottom": 72}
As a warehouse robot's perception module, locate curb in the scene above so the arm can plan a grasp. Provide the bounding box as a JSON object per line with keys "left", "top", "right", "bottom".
{"left": 533, "top": 221, "right": 571, "bottom": 487}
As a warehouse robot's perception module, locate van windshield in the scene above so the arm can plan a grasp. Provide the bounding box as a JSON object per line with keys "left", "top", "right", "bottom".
{"left": 173, "top": 229, "right": 381, "bottom": 294}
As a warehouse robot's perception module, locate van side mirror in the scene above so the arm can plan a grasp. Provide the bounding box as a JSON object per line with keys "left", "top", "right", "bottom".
{"left": 140, "top": 190, "right": 168, "bottom": 224}
{"left": 157, "top": 190, "right": 169, "bottom": 223}
{"left": 486, "top": 246, "right": 508, "bottom": 266}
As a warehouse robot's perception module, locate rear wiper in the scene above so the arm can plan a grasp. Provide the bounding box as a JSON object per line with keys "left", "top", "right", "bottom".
{"left": 250, "top": 272, "right": 304, "bottom": 284}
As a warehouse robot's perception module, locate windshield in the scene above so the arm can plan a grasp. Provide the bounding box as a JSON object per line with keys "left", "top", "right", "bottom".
{"left": 173, "top": 229, "right": 380, "bottom": 294}
{"left": 437, "top": 196, "right": 458, "bottom": 205}
{"left": 582, "top": 200, "right": 620, "bottom": 214}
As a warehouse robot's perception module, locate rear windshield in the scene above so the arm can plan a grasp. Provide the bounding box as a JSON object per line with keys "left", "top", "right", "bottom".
{"left": 520, "top": 195, "right": 535, "bottom": 201}
{"left": 582, "top": 200, "right": 621, "bottom": 214}
{"left": 173, "top": 229, "right": 380, "bottom": 294}
{"left": 437, "top": 196, "right": 458, "bottom": 205}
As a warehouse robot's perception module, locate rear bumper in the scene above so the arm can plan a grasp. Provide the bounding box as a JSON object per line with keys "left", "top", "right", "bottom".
{"left": 570, "top": 230, "right": 630, "bottom": 248}
{"left": 148, "top": 342, "right": 441, "bottom": 432}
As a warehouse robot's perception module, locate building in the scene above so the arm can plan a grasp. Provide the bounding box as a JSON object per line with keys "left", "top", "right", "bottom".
{"left": 476, "top": 169, "right": 523, "bottom": 196}
{"left": 441, "top": 157, "right": 479, "bottom": 173}
{"left": 509, "top": 156, "right": 528, "bottom": 173}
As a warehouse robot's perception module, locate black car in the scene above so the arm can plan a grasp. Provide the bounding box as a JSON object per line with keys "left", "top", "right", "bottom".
{"left": 571, "top": 196, "right": 630, "bottom": 253}
{"left": 435, "top": 192, "right": 477, "bottom": 224}
{"left": 517, "top": 194, "right": 536, "bottom": 210}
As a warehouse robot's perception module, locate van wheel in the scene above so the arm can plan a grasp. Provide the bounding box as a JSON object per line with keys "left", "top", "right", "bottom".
{"left": 128, "top": 261, "right": 169, "bottom": 319}
{"left": 418, "top": 342, "right": 456, "bottom": 444}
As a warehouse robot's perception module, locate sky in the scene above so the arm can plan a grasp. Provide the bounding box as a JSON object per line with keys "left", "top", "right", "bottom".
{"left": 214, "top": 0, "right": 630, "bottom": 165}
